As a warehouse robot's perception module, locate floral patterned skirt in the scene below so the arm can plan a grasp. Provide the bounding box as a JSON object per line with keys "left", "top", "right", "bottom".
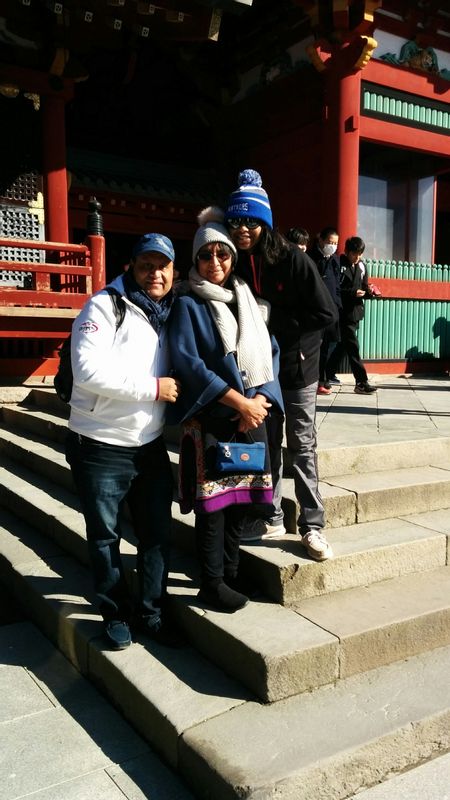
{"left": 178, "top": 416, "right": 273, "bottom": 515}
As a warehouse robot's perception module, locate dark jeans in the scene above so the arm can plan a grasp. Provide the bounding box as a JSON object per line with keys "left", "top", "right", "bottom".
{"left": 319, "top": 333, "right": 336, "bottom": 383}
{"left": 65, "top": 431, "right": 173, "bottom": 627}
{"left": 327, "top": 320, "right": 368, "bottom": 385}
{"left": 195, "top": 505, "right": 244, "bottom": 585}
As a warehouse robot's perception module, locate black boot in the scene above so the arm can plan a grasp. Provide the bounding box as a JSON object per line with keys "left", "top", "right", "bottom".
{"left": 225, "top": 571, "right": 260, "bottom": 599}
{"left": 198, "top": 578, "right": 248, "bottom": 612}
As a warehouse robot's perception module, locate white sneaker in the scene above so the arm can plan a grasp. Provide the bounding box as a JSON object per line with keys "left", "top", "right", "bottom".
{"left": 261, "top": 522, "right": 286, "bottom": 540}
{"left": 240, "top": 518, "right": 286, "bottom": 543}
{"left": 301, "top": 530, "right": 333, "bottom": 561}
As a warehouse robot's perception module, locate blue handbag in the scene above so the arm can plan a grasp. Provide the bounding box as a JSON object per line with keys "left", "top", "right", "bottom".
{"left": 215, "top": 439, "right": 266, "bottom": 473}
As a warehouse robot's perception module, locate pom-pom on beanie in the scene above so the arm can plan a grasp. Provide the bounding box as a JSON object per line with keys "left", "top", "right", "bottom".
{"left": 192, "top": 206, "right": 238, "bottom": 262}
{"left": 226, "top": 169, "right": 273, "bottom": 229}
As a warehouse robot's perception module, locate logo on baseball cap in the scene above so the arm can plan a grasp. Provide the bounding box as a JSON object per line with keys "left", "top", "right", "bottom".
{"left": 132, "top": 233, "right": 175, "bottom": 262}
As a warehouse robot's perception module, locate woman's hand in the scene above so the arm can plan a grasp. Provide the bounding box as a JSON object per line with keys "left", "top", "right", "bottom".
{"left": 158, "top": 377, "right": 180, "bottom": 403}
{"left": 236, "top": 395, "right": 272, "bottom": 432}
{"left": 219, "top": 388, "right": 271, "bottom": 431}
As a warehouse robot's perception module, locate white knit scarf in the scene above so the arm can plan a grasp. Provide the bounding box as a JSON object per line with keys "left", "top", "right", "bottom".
{"left": 189, "top": 267, "right": 273, "bottom": 389}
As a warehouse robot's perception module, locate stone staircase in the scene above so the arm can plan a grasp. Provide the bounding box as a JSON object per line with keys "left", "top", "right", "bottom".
{"left": 1, "top": 387, "right": 450, "bottom": 798}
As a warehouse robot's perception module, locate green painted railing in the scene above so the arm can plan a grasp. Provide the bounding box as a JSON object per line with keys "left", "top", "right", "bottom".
{"left": 357, "top": 260, "right": 450, "bottom": 362}
{"left": 366, "top": 260, "right": 450, "bottom": 281}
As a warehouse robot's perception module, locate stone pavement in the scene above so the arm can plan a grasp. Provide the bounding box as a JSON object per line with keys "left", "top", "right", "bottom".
{"left": 0, "top": 617, "right": 194, "bottom": 800}
{"left": 316, "top": 373, "right": 450, "bottom": 448}
{"left": 0, "top": 372, "right": 449, "bottom": 800}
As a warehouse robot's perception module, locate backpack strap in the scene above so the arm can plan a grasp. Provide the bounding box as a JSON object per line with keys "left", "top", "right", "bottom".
{"left": 105, "top": 287, "right": 126, "bottom": 330}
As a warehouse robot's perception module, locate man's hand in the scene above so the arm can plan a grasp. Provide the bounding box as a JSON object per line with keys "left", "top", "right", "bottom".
{"left": 158, "top": 377, "right": 180, "bottom": 403}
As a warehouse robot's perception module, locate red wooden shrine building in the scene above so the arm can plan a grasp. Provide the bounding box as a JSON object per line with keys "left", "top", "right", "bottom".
{"left": 1, "top": 0, "right": 449, "bottom": 379}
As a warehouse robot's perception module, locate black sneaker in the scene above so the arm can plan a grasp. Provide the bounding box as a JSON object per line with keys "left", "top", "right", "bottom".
{"left": 328, "top": 375, "right": 341, "bottom": 385}
{"left": 354, "top": 382, "right": 377, "bottom": 394}
{"left": 104, "top": 620, "right": 132, "bottom": 650}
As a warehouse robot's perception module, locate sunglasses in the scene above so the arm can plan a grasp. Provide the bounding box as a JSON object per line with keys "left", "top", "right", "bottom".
{"left": 197, "top": 250, "right": 231, "bottom": 262}
{"left": 227, "top": 217, "right": 261, "bottom": 230}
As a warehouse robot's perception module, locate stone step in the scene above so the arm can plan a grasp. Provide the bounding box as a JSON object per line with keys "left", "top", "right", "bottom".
{"left": 3, "top": 390, "right": 450, "bottom": 797}
{"left": 1, "top": 434, "right": 447, "bottom": 605}
{"left": 2, "top": 507, "right": 450, "bottom": 800}
{"left": 26, "top": 386, "right": 70, "bottom": 418}
{"left": 238, "top": 515, "right": 448, "bottom": 603}
{"left": 0, "top": 409, "right": 357, "bottom": 531}
{"left": 1, "top": 432, "right": 448, "bottom": 606}
{"left": 168, "top": 557, "right": 450, "bottom": 700}
{"left": 180, "top": 642, "right": 450, "bottom": 800}
{"left": 0, "top": 423, "right": 74, "bottom": 492}
{"left": 317, "top": 434, "right": 450, "bottom": 479}
{"left": 0, "top": 510, "right": 250, "bottom": 775}
{"left": 324, "top": 463, "right": 450, "bottom": 522}
{"left": 0, "top": 458, "right": 338, "bottom": 702}
{"left": 7, "top": 395, "right": 450, "bottom": 482}
{"left": 292, "top": 563, "right": 450, "bottom": 679}
{"left": 0, "top": 459, "right": 91, "bottom": 566}
{"left": 4, "top": 403, "right": 450, "bottom": 532}
{"left": 1, "top": 621, "right": 195, "bottom": 800}
{"left": 1, "top": 456, "right": 450, "bottom": 704}
{"left": 347, "top": 751, "right": 450, "bottom": 800}
{"left": 1, "top": 403, "right": 68, "bottom": 445}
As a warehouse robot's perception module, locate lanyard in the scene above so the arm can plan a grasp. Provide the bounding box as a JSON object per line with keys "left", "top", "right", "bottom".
{"left": 249, "top": 254, "right": 262, "bottom": 295}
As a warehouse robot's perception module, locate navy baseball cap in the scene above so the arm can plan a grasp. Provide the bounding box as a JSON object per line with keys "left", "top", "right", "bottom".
{"left": 132, "top": 233, "right": 175, "bottom": 262}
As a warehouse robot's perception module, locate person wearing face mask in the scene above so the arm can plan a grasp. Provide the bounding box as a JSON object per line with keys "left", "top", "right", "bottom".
{"left": 225, "top": 170, "right": 338, "bottom": 562}
{"left": 308, "top": 227, "right": 342, "bottom": 395}
{"left": 167, "top": 207, "right": 284, "bottom": 612}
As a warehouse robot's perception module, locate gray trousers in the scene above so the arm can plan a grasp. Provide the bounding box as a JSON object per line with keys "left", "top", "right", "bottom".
{"left": 266, "top": 381, "right": 325, "bottom": 534}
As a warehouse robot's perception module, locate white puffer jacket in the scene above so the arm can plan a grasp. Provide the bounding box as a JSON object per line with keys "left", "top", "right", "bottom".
{"left": 68, "top": 275, "right": 170, "bottom": 446}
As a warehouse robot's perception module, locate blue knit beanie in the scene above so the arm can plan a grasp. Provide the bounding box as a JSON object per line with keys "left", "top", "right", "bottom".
{"left": 226, "top": 169, "right": 273, "bottom": 229}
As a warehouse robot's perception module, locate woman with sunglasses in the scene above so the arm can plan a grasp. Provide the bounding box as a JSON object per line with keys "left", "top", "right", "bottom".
{"left": 167, "top": 206, "right": 283, "bottom": 612}
{"left": 225, "top": 170, "right": 338, "bottom": 561}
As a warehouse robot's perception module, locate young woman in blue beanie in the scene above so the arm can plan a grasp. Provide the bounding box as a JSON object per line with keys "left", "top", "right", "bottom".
{"left": 225, "top": 169, "right": 338, "bottom": 561}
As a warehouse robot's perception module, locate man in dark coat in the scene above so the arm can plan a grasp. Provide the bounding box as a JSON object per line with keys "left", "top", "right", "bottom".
{"left": 308, "top": 226, "right": 342, "bottom": 394}
{"left": 326, "top": 236, "right": 378, "bottom": 394}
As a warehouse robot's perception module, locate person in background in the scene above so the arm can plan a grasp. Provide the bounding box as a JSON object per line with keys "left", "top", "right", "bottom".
{"left": 167, "top": 207, "right": 284, "bottom": 611}
{"left": 326, "top": 236, "right": 378, "bottom": 394}
{"left": 65, "top": 233, "right": 181, "bottom": 650}
{"left": 225, "top": 169, "right": 337, "bottom": 562}
{"left": 286, "top": 227, "right": 310, "bottom": 252}
{"left": 308, "top": 226, "right": 342, "bottom": 395}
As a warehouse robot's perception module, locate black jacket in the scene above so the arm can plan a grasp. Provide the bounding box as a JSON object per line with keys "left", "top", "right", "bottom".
{"left": 339, "top": 255, "right": 371, "bottom": 323}
{"left": 308, "top": 244, "right": 342, "bottom": 309}
{"left": 235, "top": 245, "right": 338, "bottom": 389}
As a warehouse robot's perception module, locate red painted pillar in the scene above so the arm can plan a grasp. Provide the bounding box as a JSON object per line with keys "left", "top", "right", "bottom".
{"left": 88, "top": 235, "right": 106, "bottom": 294}
{"left": 322, "top": 64, "right": 361, "bottom": 247}
{"left": 42, "top": 93, "right": 69, "bottom": 243}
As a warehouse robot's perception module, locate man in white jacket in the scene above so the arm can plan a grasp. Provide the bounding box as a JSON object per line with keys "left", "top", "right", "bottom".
{"left": 65, "top": 233, "right": 180, "bottom": 650}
